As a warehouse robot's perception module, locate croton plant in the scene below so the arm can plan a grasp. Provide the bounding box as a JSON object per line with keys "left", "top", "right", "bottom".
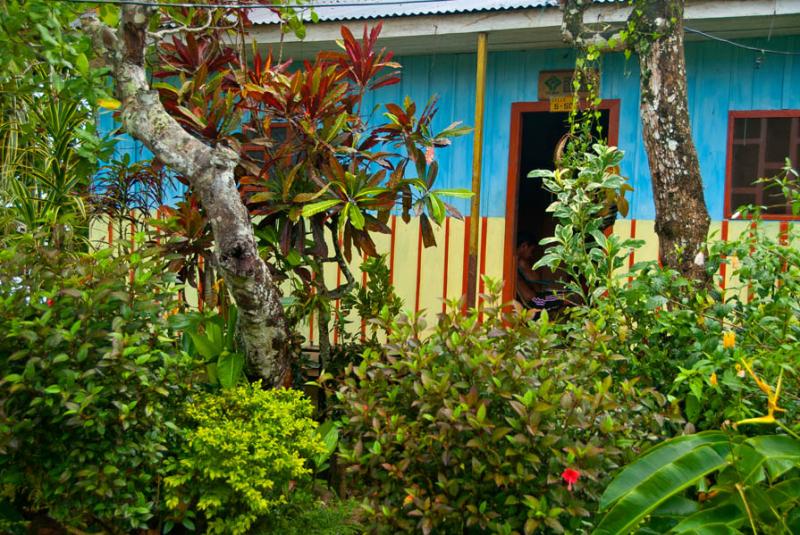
{"left": 143, "top": 7, "right": 470, "bottom": 353}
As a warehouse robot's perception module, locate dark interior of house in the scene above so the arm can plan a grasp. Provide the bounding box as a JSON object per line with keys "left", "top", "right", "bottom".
{"left": 515, "top": 109, "right": 611, "bottom": 253}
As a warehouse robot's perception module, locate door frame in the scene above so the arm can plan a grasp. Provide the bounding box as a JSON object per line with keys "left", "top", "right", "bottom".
{"left": 501, "top": 99, "right": 621, "bottom": 304}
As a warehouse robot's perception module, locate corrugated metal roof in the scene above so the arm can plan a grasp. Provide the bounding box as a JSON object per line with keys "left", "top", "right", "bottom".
{"left": 250, "top": 0, "right": 562, "bottom": 25}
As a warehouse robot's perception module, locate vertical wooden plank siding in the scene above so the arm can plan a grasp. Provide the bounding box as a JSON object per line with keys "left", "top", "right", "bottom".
{"left": 94, "top": 36, "right": 800, "bottom": 345}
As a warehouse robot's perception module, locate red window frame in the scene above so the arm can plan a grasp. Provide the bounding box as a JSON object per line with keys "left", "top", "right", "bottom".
{"left": 724, "top": 109, "right": 800, "bottom": 221}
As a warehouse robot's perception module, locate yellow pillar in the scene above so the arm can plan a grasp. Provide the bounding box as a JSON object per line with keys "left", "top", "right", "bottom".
{"left": 466, "top": 32, "right": 488, "bottom": 309}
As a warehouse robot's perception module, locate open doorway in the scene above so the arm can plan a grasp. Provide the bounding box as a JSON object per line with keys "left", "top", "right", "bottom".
{"left": 502, "top": 100, "right": 619, "bottom": 305}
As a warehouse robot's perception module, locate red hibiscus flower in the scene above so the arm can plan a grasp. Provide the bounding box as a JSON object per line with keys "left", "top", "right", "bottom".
{"left": 561, "top": 468, "right": 580, "bottom": 491}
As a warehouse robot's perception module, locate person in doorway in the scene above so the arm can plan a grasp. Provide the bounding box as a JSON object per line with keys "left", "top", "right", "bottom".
{"left": 515, "top": 231, "right": 565, "bottom": 311}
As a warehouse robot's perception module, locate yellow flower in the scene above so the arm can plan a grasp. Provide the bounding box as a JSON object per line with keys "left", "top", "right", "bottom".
{"left": 212, "top": 278, "right": 224, "bottom": 294}
{"left": 709, "top": 372, "right": 718, "bottom": 387}
{"left": 162, "top": 306, "right": 181, "bottom": 320}
{"left": 735, "top": 363, "right": 785, "bottom": 428}
{"left": 722, "top": 331, "right": 736, "bottom": 349}
{"left": 403, "top": 494, "right": 414, "bottom": 507}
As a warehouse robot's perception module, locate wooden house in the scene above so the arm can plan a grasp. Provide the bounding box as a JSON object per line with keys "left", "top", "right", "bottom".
{"left": 103, "top": 0, "right": 800, "bottom": 343}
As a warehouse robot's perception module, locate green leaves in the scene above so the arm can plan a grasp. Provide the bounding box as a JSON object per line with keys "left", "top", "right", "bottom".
{"left": 165, "top": 386, "right": 326, "bottom": 534}
{"left": 301, "top": 199, "right": 342, "bottom": 218}
{"left": 217, "top": 352, "right": 244, "bottom": 389}
{"left": 335, "top": 283, "right": 668, "bottom": 534}
{"left": 595, "top": 431, "right": 800, "bottom": 535}
{"left": 595, "top": 432, "right": 732, "bottom": 534}
{"left": 0, "top": 237, "right": 194, "bottom": 531}
{"left": 185, "top": 307, "right": 244, "bottom": 389}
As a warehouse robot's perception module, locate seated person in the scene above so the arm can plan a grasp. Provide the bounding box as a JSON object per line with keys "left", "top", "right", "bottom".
{"left": 515, "top": 231, "right": 566, "bottom": 311}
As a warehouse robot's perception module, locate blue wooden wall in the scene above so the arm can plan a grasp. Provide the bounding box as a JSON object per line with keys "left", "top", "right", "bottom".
{"left": 107, "top": 35, "right": 800, "bottom": 220}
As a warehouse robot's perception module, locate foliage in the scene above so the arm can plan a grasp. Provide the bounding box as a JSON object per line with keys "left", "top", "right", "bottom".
{"left": 595, "top": 428, "right": 800, "bottom": 534}
{"left": 177, "top": 306, "right": 245, "bottom": 389}
{"left": 313, "top": 254, "right": 405, "bottom": 377}
{"left": 259, "top": 496, "right": 361, "bottom": 535}
{"left": 0, "top": 0, "right": 117, "bottom": 242}
{"left": 608, "top": 217, "right": 800, "bottom": 429}
{"left": 530, "top": 144, "right": 638, "bottom": 307}
{"left": 532, "top": 142, "right": 800, "bottom": 430}
{"left": 0, "top": 233, "right": 194, "bottom": 532}
{"left": 164, "top": 384, "right": 326, "bottom": 535}
{"left": 90, "top": 155, "right": 173, "bottom": 233}
{"left": 1, "top": 78, "right": 114, "bottom": 243}
{"left": 333, "top": 280, "right": 673, "bottom": 534}
{"left": 336, "top": 255, "right": 403, "bottom": 344}
{"left": 151, "top": 19, "right": 471, "bottom": 354}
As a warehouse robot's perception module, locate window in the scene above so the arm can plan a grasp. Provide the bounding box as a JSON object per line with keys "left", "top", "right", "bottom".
{"left": 726, "top": 111, "right": 800, "bottom": 219}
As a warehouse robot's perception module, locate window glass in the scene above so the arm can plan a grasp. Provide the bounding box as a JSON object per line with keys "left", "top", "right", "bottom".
{"left": 728, "top": 114, "right": 799, "bottom": 217}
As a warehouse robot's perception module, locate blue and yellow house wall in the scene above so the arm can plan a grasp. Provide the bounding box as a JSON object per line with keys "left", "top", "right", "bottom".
{"left": 99, "top": 35, "right": 800, "bottom": 343}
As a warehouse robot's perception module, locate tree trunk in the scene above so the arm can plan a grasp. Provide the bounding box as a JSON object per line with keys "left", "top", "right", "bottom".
{"left": 637, "top": 0, "right": 710, "bottom": 280}
{"left": 561, "top": 0, "right": 711, "bottom": 281}
{"left": 83, "top": 6, "right": 290, "bottom": 386}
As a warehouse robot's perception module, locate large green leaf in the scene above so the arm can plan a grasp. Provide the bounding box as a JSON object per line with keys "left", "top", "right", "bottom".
{"left": 594, "top": 437, "right": 732, "bottom": 535}
{"left": 636, "top": 495, "right": 700, "bottom": 534}
{"left": 767, "top": 477, "right": 800, "bottom": 505}
{"left": 677, "top": 524, "right": 739, "bottom": 535}
{"left": 205, "top": 321, "right": 224, "bottom": 353}
{"left": 217, "top": 352, "right": 244, "bottom": 389}
{"left": 599, "top": 432, "right": 732, "bottom": 511}
{"left": 745, "top": 435, "right": 800, "bottom": 463}
{"left": 302, "top": 199, "right": 342, "bottom": 218}
{"left": 670, "top": 502, "right": 744, "bottom": 533}
{"left": 188, "top": 332, "right": 219, "bottom": 360}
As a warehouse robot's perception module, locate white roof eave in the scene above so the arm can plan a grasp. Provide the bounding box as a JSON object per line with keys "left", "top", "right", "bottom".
{"left": 247, "top": 0, "right": 800, "bottom": 58}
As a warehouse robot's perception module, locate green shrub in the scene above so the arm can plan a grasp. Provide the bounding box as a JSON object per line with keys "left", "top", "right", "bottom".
{"left": 595, "top": 429, "right": 800, "bottom": 534}
{"left": 334, "top": 280, "right": 673, "bottom": 534}
{"left": 259, "top": 496, "right": 361, "bottom": 535}
{"left": 165, "top": 384, "right": 327, "bottom": 534}
{"left": 531, "top": 143, "right": 800, "bottom": 430}
{"left": 585, "top": 209, "right": 800, "bottom": 429}
{"left": 0, "top": 234, "right": 194, "bottom": 532}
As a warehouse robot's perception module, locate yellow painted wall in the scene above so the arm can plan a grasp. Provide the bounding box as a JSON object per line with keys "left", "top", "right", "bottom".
{"left": 92, "top": 215, "right": 795, "bottom": 346}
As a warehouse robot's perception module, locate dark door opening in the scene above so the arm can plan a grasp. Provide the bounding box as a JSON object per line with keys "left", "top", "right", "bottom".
{"left": 516, "top": 110, "right": 610, "bottom": 256}
{"left": 502, "top": 101, "right": 618, "bottom": 305}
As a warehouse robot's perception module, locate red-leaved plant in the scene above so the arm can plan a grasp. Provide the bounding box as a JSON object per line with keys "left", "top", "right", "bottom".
{"left": 152, "top": 16, "right": 472, "bottom": 358}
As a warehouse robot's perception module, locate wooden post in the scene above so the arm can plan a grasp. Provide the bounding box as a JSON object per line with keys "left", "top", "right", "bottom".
{"left": 466, "top": 32, "right": 488, "bottom": 309}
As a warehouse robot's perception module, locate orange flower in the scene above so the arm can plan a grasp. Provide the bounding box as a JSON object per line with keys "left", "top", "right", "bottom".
{"left": 710, "top": 372, "right": 718, "bottom": 387}
{"left": 403, "top": 494, "right": 414, "bottom": 507}
{"left": 722, "top": 331, "right": 736, "bottom": 349}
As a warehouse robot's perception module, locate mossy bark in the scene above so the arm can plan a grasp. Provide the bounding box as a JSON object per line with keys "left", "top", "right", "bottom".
{"left": 83, "top": 6, "right": 290, "bottom": 386}
{"left": 636, "top": 0, "right": 710, "bottom": 281}
{"left": 561, "top": 0, "right": 711, "bottom": 281}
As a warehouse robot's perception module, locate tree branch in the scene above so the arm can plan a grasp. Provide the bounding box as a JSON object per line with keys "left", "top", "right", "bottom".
{"left": 560, "top": 0, "right": 628, "bottom": 52}
{"left": 323, "top": 221, "right": 356, "bottom": 300}
{"left": 82, "top": 6, "right": 291, "bottom": 386}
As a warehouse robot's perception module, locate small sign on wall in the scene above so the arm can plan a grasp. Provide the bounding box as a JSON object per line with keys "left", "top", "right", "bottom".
{"left": 549, "top": 95, "right": 574, "bottom": 112}
{"left": 539, "top": 69, "right": 599, "bottom": 103}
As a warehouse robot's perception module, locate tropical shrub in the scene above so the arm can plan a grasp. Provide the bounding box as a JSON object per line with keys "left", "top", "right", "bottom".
{"left": 531, "top": 144, "right": 800, "bottom": 430}
{"left": 152, "top": 19, "right": 472, "bottom": 361}
{"left": 164, "top": 384, "right": 327, "bottom": 535}
{"left": 595, "top": 429, "right": 800, "bottom": 534}
{"left": 596, "top": 363, "right": 800, "bottom": 535}
{"left": 334, "top": 280, "right": 674, "bottom": 534}
{"left": 260, "top": 496, "right": 361, "bottom": 535}
{"left": 0, "top": 233, "right": 194, "bottom": 532}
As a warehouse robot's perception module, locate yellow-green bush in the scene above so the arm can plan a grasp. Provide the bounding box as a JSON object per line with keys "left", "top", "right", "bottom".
{"left": 165, "top": 384, "right": 326, "bottom": 534}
